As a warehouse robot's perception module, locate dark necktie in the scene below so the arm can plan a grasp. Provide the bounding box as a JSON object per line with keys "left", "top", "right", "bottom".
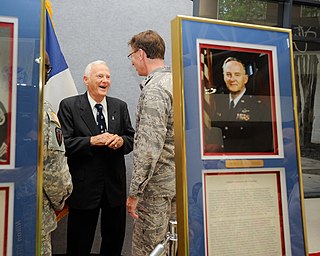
{"left": 95, "top": 104, "right": 107, "bottom": 133}
{"left": 230, "top": 100, "right": 235, "bottom": 109}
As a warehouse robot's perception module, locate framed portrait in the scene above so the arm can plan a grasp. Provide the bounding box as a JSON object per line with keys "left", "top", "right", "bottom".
{"left": 0, "top": 16, "right": 18, "bottom": 169}
{"left": 198, "top": 40, "right": 283, "bottom": 159}
{"left": 0, "top": 183, "right": 14, "bottom": 256}
{"left": 171, "top": 16, "right": 307, "bottom": 256}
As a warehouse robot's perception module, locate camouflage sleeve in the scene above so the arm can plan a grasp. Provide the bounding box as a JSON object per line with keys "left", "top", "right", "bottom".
{"left": 43, "top": 106, "right": 73, "bottom": 211}
{"left": 129, "top": 86, "right": 170, "bottom": 197}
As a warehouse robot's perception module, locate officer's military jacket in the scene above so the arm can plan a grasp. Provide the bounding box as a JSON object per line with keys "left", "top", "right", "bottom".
{"left": 129, "top": 67, "right": 175, "bottom": 198}
{"left": 42, "top": 101, "right": 73, "bottom": 235}
{"left": 211, "top": 93, "right": 274, "bottom": 153}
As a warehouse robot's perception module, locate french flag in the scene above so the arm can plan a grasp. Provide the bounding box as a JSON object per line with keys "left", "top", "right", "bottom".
{"left": 45, "top": 10, "right": 78, "bottom": 112}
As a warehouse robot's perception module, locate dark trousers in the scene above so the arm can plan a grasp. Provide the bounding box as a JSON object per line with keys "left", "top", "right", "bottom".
{"left": 67, "top": 200, "right": 126, "bottom": 256}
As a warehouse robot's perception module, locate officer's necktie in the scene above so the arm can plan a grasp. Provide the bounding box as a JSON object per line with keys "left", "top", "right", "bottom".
{"left": 95, "top": 104, "right": 107, "bottom": 133}
{"left": 230, "top": 100, "right": 235, "bottom": 109}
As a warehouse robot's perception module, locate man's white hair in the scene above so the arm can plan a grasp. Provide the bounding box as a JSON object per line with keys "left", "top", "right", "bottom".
{"left": 84, "top": 60, "right": 108, "bottom": 77}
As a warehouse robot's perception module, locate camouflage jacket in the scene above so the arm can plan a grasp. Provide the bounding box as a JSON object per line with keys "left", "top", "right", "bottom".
{"left": 129, "top": 66, "right": 176, "bottom": 198}
{"left": 42, "top": 101, "right": 73, "bottom": 235}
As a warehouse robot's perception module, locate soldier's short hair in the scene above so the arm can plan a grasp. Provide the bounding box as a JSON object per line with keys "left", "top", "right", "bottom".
{"left": 128, "top": 30, "right": 165, "bottom": 60}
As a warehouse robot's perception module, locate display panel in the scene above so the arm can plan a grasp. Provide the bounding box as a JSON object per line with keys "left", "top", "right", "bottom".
{"left": 171, "top": 15, "right": 307, "bottom": 256}
{"left": 0, "top": 1, "right": 42, "bottom": 255}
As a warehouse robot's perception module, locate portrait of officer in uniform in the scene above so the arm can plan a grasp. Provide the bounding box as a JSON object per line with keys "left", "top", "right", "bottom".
{"left": 209, "top": 56, "right": 274, "bottom": 153}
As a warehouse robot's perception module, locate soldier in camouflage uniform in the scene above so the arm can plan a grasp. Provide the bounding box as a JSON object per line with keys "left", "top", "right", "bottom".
{"left": 126, "top": 30, "right": 176, "bottom": 256}
{"left": 41, "top": 52, "right": 73, "bottom": 256}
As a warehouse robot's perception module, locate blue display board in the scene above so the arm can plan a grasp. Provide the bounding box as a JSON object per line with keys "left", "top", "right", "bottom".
{"left": 171, "top": 16, "right": 307, "bottom": 256}
{"left": 0, "top": 1, "right": 42, "bottom": 255}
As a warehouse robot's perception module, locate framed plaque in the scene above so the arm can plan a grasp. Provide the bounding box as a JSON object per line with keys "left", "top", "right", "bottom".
{"left": 203, "top": 168, "right": 290, "bottom": 255}
{"left": 171, "top": 16, "right": 307, "bottom": 255}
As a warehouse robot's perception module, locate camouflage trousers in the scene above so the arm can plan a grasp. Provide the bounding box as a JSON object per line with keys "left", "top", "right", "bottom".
{"left": 132, "top": 195, "right": 176, "bottom": 256}
{"left": 41, "top": 232, "right": 52, "bottom": 256}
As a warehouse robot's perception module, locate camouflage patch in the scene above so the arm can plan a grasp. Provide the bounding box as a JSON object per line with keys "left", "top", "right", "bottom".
{"left": 41, "top": 232, "right": 52, "bottom": 256}
{"left": 132, "top": 196, "right": 176, "bottom": 256}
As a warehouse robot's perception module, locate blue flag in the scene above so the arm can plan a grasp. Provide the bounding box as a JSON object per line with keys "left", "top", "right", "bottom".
{"left": 44, "top": 10, "right": 77, "bottom": 112}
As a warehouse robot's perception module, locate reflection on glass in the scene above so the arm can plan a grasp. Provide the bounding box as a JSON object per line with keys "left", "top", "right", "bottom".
{"left": 217, "top": 0, "right": 279, "bottom": 26}
{"left": 291, "top": 4, "right": 320, "bottom": 198}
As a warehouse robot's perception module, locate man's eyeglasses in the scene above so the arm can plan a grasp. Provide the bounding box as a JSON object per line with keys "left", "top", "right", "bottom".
{"left": 127, "top": 49, "right": 139, "bottom": 60}
{"left": 45, "top": 64, "right": 52, "bottom": 74}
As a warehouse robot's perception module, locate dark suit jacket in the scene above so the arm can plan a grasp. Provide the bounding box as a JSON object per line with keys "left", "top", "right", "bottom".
{"left": 58, "top": 92, "right": 134, "bottom": 209}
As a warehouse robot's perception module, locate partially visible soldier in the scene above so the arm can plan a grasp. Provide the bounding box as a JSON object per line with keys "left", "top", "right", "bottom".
{"left": 41, "top": 51, "right": 73, "bottom": 256}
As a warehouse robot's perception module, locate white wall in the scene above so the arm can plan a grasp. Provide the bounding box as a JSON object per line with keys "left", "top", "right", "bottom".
{"left": 49, "top": 1, "right": 193, "bottom": 254}
{"left": 50, "top": 0, "right": 193, "bottom": 121}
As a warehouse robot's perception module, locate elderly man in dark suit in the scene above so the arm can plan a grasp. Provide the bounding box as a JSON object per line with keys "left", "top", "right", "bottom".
{"left": 58, "top": 60, "right": 134, "bottom": 256}
{"left": 211, "top": 57, "right": 274, "bottom": 153}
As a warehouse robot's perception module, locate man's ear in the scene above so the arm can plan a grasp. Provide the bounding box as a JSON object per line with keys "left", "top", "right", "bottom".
{"left": 139, "top": 49, "right": 145, "bottom": 61}
{"left": 83, "top": 75, "right": 89, "bottom": 85}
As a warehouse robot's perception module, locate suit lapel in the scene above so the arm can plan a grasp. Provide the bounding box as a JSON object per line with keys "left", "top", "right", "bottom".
{"left": 106, "top": 97, "right": 117, "bottom": 133}
{"left": 80, "top": 93, "right": 100, "bottom": 135}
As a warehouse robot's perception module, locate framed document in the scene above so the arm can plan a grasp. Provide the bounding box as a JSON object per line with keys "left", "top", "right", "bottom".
{"left": 203, "top": 168, "right": 290, "bottom": 255}
{"left": 0, "top": 183, "right": 14, "bottom": 256}
{"left": 171, "top": 16, "right": 307, "bottom": 256}
{"left": 0, "top": 16, "right": 18, "bottom": 169}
